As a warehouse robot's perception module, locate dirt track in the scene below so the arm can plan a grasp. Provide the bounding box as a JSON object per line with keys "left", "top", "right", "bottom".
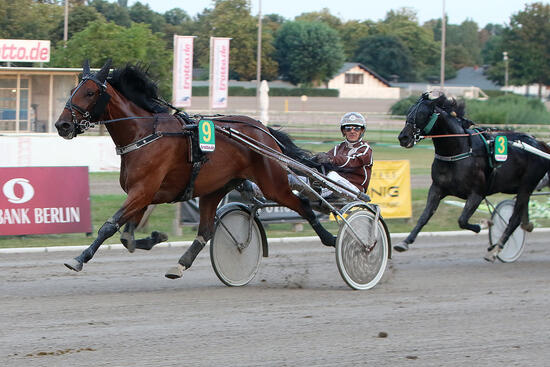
{"left": 1, "top": 232, "right": 549, "bottom": 366}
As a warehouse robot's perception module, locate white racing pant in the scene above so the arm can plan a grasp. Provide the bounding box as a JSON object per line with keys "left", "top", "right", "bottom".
{"left": 247, "top": 172, "right": 359, "bottom": 199}
{"left": 320, "top": 171, "right": 360, "bottom": 198}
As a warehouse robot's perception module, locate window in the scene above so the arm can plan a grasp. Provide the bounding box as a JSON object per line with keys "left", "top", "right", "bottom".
{"left": 0, "top": 77, "right": 30, "bottom": 131}
{"left": 345, "top": 73, "right": 363, "bottom": 84}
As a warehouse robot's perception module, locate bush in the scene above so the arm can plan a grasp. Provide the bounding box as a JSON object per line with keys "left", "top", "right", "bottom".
{"left": 482, "top": 90, "right": 506, "bottom": 99}
{"left": 268, "top": 88, "right": 338, "bottom": 97}
{"left": 389, "top": 95, "right": 420, "bottom": 115}
{"left": 191, "top": 86, "right": 339, "bottom": 97}
{"left": 466, "top": 94, "right": 550, "bottom": 124}
{"left": 390, "top": 93, "right": 550, "bottom": 124}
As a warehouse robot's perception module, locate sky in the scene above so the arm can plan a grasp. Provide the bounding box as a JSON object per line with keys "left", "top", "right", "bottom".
{"left": 122, "top": 0, "right": 550, "bottom": 27}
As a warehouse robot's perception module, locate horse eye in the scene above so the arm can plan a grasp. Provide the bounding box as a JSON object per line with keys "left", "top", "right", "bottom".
{"left": 86, "top": 91, "right": 95, "bottom": 97}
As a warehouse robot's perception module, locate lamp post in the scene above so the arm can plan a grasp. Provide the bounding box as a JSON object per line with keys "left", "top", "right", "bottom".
{"left": 64, "top": 0, "right": 69, "bottom": 47}
{"left": 502, "top": 51, "right": 509, "bottom": 94}
{"left": 256, "top": 0, "right": 262, "bottom": 113}
{"left": 440, "top": 0, "right": 446, "bottom": 91}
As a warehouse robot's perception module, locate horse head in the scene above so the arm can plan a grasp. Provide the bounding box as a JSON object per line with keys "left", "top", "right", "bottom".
{"left": 397, "top": 92, "right": 460, "bottom": 148}
{"left": 55, "top": 59, "right": 112, "bottom": 139}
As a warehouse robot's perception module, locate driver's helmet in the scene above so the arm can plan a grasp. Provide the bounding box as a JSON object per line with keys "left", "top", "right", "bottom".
{"left": 340, "top": 112, "right": 366, "bottom": 129}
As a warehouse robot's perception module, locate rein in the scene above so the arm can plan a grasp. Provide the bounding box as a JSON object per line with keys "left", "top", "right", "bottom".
{"left": 419, "top": 130, "right": 486, "bottom": 139}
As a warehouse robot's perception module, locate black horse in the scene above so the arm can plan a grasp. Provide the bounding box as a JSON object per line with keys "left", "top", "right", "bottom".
{"left": 395, "top": 93, "right": 550, "bottom": 261}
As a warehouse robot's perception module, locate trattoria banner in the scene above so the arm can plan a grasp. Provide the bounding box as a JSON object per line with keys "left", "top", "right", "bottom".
{"left": 172, "top": 35, "right": 195, "bottom": 108}
{"left": 209, "top": 37, "right": 231, "bottom": 109}
{"left": 0, "top": 167, "right": 92, "bottom": 235}
{"left": 367, "top": 160, "right": 412, "bottom": 218}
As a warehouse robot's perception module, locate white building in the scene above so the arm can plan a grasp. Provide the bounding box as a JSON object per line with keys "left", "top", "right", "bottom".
{"left": 327, "top": 62, "right": 400, "bottom": 99}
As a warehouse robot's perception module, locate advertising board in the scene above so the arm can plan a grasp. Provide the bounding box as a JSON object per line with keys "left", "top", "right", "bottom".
{"left": 0, "top": 39, "right": 50, "bottom": 62}
{"left": 0, "top": 167, "right": 92, "bottom": 235}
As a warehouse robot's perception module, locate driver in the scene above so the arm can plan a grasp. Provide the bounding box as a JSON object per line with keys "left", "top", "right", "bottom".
{"left": 314, "top": 112, "right": 373, "bottom": 197}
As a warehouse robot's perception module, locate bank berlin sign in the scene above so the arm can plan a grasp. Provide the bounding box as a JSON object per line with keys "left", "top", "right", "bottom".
{"left": 0, "top": 167, "right": 92, "bottom": 235}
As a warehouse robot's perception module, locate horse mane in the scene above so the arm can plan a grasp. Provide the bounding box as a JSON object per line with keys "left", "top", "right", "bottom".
{"left": 432, "top": 93, "right": 475, "bottom": 129}
{"left": 108, "top": 64, "right": 168, "bottom": 114}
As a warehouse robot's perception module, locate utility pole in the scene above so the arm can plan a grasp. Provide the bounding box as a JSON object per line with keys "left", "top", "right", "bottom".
{"left": 440, "top": 0, "right": 446, "bottom": 91}
{"left": 256, "top": 0, "right": 262, "bottom": 114}
{"left": 503, "top": 51, "right": 509, "bottom": 94}
{"left": 64, "top": 0, "right": 69, "bottom": 47}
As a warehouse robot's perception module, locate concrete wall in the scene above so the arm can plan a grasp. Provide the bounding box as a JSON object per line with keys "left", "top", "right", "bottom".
{"left": 0, "top": 135, "right": 119, "bottom": 172}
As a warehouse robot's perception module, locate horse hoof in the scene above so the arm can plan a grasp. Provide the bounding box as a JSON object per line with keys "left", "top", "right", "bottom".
{"left": 484, "top": 247, "right": 499, "bottom": 263}
{"left": 521, "top": 222, "right": 534, "bottom": 232}
{"left": 152, "top": 231, "right": 168, "bottom": 243}
{"left": 64, "top": 258, "right": 83, "bottom": 272}
{"left": 120, "top": 233, "right": 135, "bottom": 253}
{"left": 165, "top": 264, "right": 186, "bottom": 279}
{"left": 394, "top": 241, "right": 409, "bottom": 252}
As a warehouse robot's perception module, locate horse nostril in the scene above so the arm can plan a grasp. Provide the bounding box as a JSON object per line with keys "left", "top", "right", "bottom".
{"left": 61, "top": 122, "right": 71, "bottom": 130}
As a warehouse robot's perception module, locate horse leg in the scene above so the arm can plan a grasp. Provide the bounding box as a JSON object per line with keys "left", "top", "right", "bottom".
{"left": 120, "top": 218, "right": 139, "bottom": 253}
{"left": 485, "top": 190, "right": 531, "bottom": 262}
{"left": 120, "top": 208, "right": 168, "bottom": 252}
{"left": 457, "top": 192, "right": 484, "bottom": 233}
{"left": 165, "top": 189, "right": 228, "bottom": 279}
{"left": 394, "top": 185, "right": 444, "bottom": 252}
{"left": 520, "top": 203, "right": 534, "bottom": 232}
{"left": 64, "top": 209, "right": 124, "bottom": 271}
{"left": 65, "top": 189, "right": 153, "bottom": 272}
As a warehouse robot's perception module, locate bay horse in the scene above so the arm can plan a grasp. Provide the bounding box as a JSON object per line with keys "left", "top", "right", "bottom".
{"left": 395, "top": 93, "right": 550, "bottom": 261}
{"left": 54, "top": 60, "right": 335, "bottom": 278}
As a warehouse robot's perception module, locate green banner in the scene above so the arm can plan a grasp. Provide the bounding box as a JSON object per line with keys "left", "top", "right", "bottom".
{"left": 494, "top": 135, "right": 508, "bottom": 162}
{"left": 199, "top": 120, "right": 215, "bottom": 152}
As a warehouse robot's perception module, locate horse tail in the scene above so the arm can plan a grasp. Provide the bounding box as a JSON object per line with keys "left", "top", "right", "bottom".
{"left": 267, "top": 127, "right": 318, "bottom": 166}
{"left": 539, "top": 140, "right": 550, "bottom": 155}
{"left": 267, "top": 127, "right": 343, "bottom": 173}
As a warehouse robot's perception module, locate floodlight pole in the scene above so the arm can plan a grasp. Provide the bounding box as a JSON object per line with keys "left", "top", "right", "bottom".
{"left": 256, "top": 0, "right": 262, "bottom": 114}
{"left": 440, "top": 0, "right": 446, "bottom": 91}
{"left": 503, "top": 51, "right": 509, "bottom": 94}
{"left": 64, "top": 0, "right": 69, "bottom": 47}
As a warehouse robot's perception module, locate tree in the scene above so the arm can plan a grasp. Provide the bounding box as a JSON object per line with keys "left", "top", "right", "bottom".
{"left": 50, "top": 20, "right": 172, "bottom": 96}
{"left": 294, "top": 8, "right": 342, "bottom": 29}
{"left": 0, "top": 0, "right": 62, "bottom": 40}
{"left": 499, "top": 2, "right": 550, "bottom": 95}
{"left": 164, "top": 8, "right": 191, "bottom": 26}
{"left": 376, "top": 8, "right": 440, "bottom": 81}
{"left": 192, "top": 0, "right": 278, "bottom": 81}
{"left": 354, "top": 35, "right": 413, "bottom": 81}
{"left": 263, "top": 13, "right": 286, "bottom": 35}
{"left": 338, "top": 20, "right": 373, "bottom": 60}
{"left": 89, "top": 0, "right": 131, "bottom": 27}
{"left": 274, "top": 21, "right": 344, "bottom": 85}
{"left": 128, "top": 2, "right": 166, "bottom": 33}
{"left": 50, "top": 5, "right": 104, "bottom": 45}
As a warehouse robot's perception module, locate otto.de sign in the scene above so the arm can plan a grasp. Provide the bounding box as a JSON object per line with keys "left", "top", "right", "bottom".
{"left": 0, "top": 39, "right": 51, "bottom": 62}
{"left": 0, "top": 167, "right": 91, "bottom": 235}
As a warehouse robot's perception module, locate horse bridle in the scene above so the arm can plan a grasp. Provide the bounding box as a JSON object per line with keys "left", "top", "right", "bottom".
{"left": 65, "top": 74, "right": 111, "bottom": 133}
{"left": 408, "top": 96, "right": 440, "bottom": 144}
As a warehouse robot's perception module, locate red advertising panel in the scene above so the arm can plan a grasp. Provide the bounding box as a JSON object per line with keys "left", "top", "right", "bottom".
{"left": 0, "top": 167, "right": 92, "bottom": 235}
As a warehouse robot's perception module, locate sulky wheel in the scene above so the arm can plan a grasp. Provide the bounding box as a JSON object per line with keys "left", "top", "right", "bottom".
{"left": 210, "top": 205, "right": 265, "bottom": 286}
{"left": 335, "top": 209, "right": 389, "bottom": 290}
{"left": 489, "top": 199, "right": 526, "bottom": 263}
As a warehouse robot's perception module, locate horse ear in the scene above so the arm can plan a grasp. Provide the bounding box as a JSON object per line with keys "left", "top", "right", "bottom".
{"left": 96, "top": 59, "right": 112, "bottom": 83}
{"left": 82, "top": 59, "right": 91, "bottom": 76}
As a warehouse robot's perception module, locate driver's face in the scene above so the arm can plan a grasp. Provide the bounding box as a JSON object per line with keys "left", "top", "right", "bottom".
{"left": 343, "top": 126, "right": 363, "bottom": 142}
